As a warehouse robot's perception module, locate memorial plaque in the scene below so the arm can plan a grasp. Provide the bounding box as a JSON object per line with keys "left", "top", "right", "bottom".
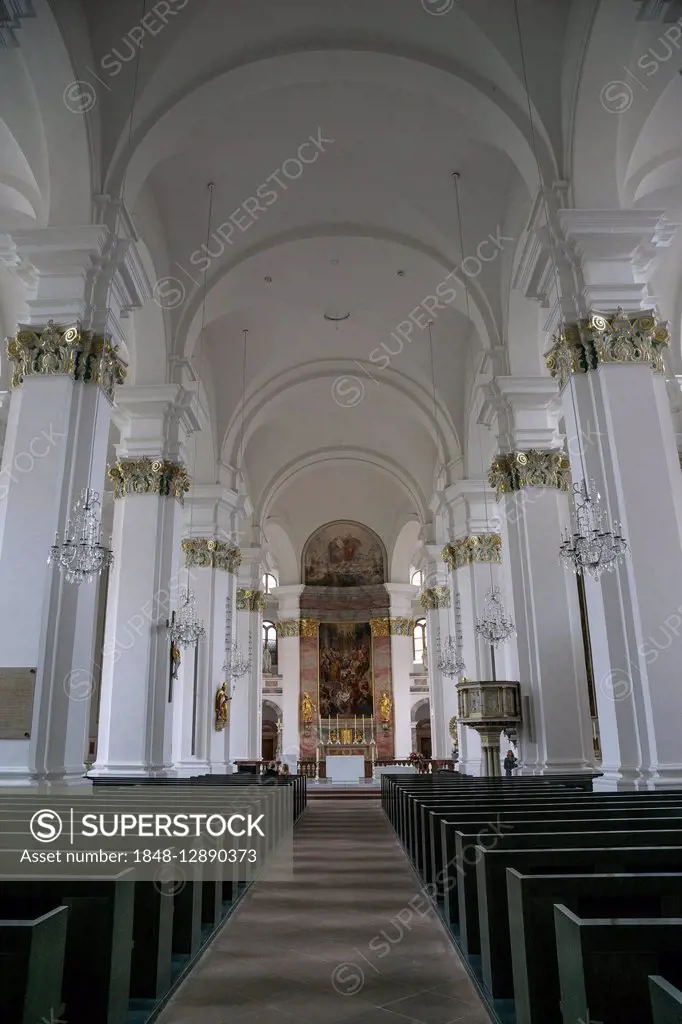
{"left": 0, "top": 668, "right": 35, "bottom": 739}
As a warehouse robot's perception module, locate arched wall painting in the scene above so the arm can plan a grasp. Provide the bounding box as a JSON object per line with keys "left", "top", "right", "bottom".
{"left": 302, "top": 521, "right": 386, "bottom": 587}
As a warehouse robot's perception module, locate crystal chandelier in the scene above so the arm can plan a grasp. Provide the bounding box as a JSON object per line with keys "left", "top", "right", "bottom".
{"left": 437, "top": 593, "right": 466, "bottom": 677}
{"left": 560, "top": 479, "right": 628, "bottom": 580}
{"left": 49, "top": 488, "right": 113, "bottom": 584}
{"left": 168, "top": 588, "right": 205, "bottom": 648}
{"left": 222, "top": 589, "right": 252, "bottom": 680}
{"left": 476, "top": 587, "right": 516, "bottom": 647}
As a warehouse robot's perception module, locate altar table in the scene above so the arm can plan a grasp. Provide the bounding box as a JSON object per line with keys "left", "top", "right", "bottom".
{"left": 325, "top": 755, "right": 365, "bottom": 783}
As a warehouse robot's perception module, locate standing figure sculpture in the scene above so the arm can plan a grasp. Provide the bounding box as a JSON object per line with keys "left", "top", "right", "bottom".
{"left": 263, "top": 641, "right": 273, "bottom": 675}
{"left": 215, "top": 682, "right": 230, "bottom": 731}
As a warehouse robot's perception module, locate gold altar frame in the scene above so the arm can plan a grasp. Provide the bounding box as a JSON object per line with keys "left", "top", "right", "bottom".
{"left": 317, "top": 620, "right": 376, "bottom": 722}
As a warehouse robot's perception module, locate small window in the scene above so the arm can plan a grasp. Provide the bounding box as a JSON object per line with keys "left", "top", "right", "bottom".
{"left": 413, "top": 618, "right": 427, "bottom": 664}
{"left": 262, "top": 620, "right": 278, "bottom": 671}
{"left": 410, "top": 568, "right": 423, "bottom": 587}
{"left": 262, "top": 573, "right": 277, "bottom": 594}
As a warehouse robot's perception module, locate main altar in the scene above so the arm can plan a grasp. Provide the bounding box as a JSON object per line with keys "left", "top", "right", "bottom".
{"left": 308, "top": 716, "right": 377, "bottom": 780}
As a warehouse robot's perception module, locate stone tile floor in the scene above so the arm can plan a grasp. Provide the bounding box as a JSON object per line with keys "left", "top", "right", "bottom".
{"left": 157, "top": 799, "right": 492, "bottom": 1024}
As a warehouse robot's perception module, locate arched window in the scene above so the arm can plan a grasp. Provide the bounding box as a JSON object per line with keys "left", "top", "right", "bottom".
{"left": 413, "top": 618, "right": 427, "bottom": 665}
{"left": 262, "top": 572, "right": 278, "bottom": 595}
{"left": 410, "top": 568, "right": 423, "bottom": 588}
{"left": 262, "top": 620, "right": 278, "bottom": 672}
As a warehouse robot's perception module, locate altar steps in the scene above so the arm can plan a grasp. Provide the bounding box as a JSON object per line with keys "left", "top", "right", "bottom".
{"left": 308, "top": 784, "right": 381, "bottom": 799}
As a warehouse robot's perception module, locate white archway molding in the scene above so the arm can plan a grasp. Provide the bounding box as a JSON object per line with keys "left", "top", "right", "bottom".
{"left": 391, "top": 519, "right": 423, "bottom": 584}
{"left": 262, "top": 519, "right": 298, "bottom": 585}
{"left": 12, "top": 0, "right": 93, "bottom": 227}
{"left": 104, "top": 46, "right": 555, "bottom": 209}
{"left": 177, "top": 224, "right": 501, "bottom": 364}
{"left": 0, "top": 120, "right": 43, "bottom": 226}
{"left": 411, "top": 696, "right": 430, "bottom": 723}
{"left": 571, "top": 5, "right": 682, "bottom": 210}
{"left": 256, "top": 449, "right": 430, "bottom": 531}
{"left": 218, "top": 360, "right": 460, "bottom": 477}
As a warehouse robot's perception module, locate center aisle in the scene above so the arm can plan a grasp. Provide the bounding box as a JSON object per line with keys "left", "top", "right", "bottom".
{"left": 158, "top": 799, "right": 492, "bottom": 1024}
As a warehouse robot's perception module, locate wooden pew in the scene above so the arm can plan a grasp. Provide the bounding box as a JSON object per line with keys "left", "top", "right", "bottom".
{"left": 475, "top": 844, "right": 682, "bottom": 1002}
{"left": 429, "top": 796, "right": 682, "bottom": 889}
{"left": 649, "top": 975, "right": 682, "bottom": 1023}
{"left": 555, "top": 907, "right": 682, "bottom": 1024}
{"left": 0, "top": 904, "right": 67, "bottom": 1024}
{"left": 0, "top": 871, "right": 135, "bottom": 1024}
{"left": 456, "top": 821, "right": 682, "bottom": 957}
{"left": 129, "top": 879, "right": 174, "bottom": 1003}
{"left": 506, "top": 870, "right": 682, "bottom": 1024}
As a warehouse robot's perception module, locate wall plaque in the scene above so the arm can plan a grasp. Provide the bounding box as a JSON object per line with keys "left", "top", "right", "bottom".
{"left": 0, "top": 668, "right": 36, "bottom": 739}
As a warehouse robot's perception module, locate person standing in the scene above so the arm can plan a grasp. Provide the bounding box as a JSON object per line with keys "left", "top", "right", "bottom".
{"left": 503, "top": 750, "right": 518, "bottom": 777}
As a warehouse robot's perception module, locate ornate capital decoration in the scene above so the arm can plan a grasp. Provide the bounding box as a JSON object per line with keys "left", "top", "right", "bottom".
{"left": 182, "top": 538, "right": 241, "bottom": 573}
{"left": 390, "top": 617, "right": 416, "bottom": 636}
{"left": 370, "top": 617, "right": 390, "bottom": 637}
{"left": 236, "top": 589, "right": 267, "bottom": 612}
{"left": 489, "top": 449, "right": 570, "bottom": 498}
{"left": 7, "top": 321, "right": 127, "bottom": 401}
{"left": 276, "top": 619, "right": 300, "bottom": 638}
{"left": 545, "top": 309, "right": 669, "bottom": 390}
{"left": 109, "top": 458, "right": 190, "bottom": 504}
{"left": 420, "top": 586, "right": 451, "bottom": 610}
{"left": 443, "top": 534, "right": 502, "bottom": 571}
{"left": 299, "top": 618, "right": 319, "bottom": 638}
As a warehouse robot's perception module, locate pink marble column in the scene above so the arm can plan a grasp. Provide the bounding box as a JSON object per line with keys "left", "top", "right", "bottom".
{"left": 372, "top": 628, "right": 394, "bottom": 759}
{"left": 299, "top": 622, "right": 319, "bottom": 759}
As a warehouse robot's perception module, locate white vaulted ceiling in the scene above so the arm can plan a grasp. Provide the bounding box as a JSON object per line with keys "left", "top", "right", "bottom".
{"left": 6, "top": 0, "right": 681, "bottom": 577}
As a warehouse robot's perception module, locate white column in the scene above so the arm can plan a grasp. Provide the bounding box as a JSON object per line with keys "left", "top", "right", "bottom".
{"left": 482, "top": 378, "right": 594, "bottom": 774}
{"left": 419, "top": 545, "right": 456, "bottom": 760}
{"left": 229, "top": 548, "right": 265, "bottom": 761}
{"left": 272, "top": 585, "right": 304, "bottom": 767}
{"left": 91, "top": 385, "right": 199, "bottom": 776}
{"left": 440, "top": 481, "right": 514, "bottom": 776}
{"left": 0, "top": 323, "right": 122, "bottom": 782}
{"left": 385, "top": 583, "right": 418, "bottom": 758}
{"left": 172, "top": 528, "right": 241, "bottom": 776}
{"left": 550, "top": 310, "right": 682, "bottom": 788}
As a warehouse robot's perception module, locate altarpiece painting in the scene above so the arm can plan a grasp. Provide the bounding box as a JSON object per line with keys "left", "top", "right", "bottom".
{"left": 318, "top": 622, "right": 373, "bottom": 718}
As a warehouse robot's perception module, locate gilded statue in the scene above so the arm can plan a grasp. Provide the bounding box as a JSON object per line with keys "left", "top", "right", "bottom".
{"left": 301, "top": 691, "right": 315, "bottom": 724}
{"left": 215, "top": 682, "right": 229, "bottom": 731}
{"left": 379, "top": 690, "right": 392, "bottom": 723}
{"left": 171, "top": 644, "right": 181, "bottom": 680}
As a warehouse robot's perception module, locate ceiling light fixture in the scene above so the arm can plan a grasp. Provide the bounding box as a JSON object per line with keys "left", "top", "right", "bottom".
{"left": 323, "top": 311, "right": 351, "bottom": 322}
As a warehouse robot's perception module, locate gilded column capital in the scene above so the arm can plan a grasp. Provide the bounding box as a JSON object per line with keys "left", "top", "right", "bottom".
{"left": 7, "top": 320, "right": 127, "bottom": 400}
{"left": 489, "top": 449, "right": 570, "bottom": 498}
{"left": 236, "top": 589, "right": 267, "bottom": 612}
{"left": 108, "top": 457, "right": 190, "bottom": 504}
{"left": 420, "top": 586, "right": 451, "bottom": 610}
{"left": 390, "top": 617, "right": 416, "bottom": 636}
{"left": 370, "top": 617, "right": 390, "bottom": 637}
{"left": 545, "top": 308, "right": 669, "bottom": 389}
{"left": 182, "top": 538, "right": 241, "bottom": 573}
{"left": 299, "top": 618, "right": 319, "bottom": 638}
{"left": 276, "top": 619, "right": 301, "bottom": 638}
{"left": 442, "top": 534, "right": 502, "bottom": 571}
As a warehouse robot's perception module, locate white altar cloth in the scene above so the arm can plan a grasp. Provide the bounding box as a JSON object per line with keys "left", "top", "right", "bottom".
{"left": 326, "top": 755, "right": 365, "bottom": 783}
